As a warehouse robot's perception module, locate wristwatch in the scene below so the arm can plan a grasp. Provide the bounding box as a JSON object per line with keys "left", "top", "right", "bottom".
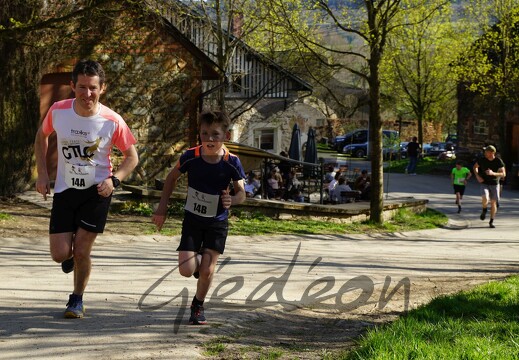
{"left": 110, "top": 175, "right": 121, "bottom": 188}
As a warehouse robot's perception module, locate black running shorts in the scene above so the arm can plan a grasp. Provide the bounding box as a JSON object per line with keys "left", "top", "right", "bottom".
{"left": 49, "top": 185, "right": 112, "bottom": 234}
{"left": 177, "top": 215, "right": 228, "bottom": 254}
{"left": 453, "top": 184, "right": 466, "bottom": 196}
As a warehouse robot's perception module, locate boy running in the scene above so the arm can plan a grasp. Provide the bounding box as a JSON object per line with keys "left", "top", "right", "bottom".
{"left": 450, "top": 161, "right": 471, "bottom": 213}
{"left": 152, "top": 110, "right": 246, "bottom": 325}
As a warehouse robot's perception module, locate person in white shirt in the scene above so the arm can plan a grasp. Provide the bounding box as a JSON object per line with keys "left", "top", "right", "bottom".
{"left": 332, "top": 177, "right": 354, "bottom": 204}
{"left": 34, "top": 59, "right": 139, "bottom": 319}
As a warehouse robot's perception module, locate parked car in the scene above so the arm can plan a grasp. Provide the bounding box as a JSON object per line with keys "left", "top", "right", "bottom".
{"left": 334, "top": 129, "right": 368, "bottom": 152}
{"left": 335, "top": 129, "right": 399, "bottom": 153}
{"left": 425, "top": 142, "right": 447, "bottom": 157}
{"left": 399, "top": 141, "right": 409, "bottom": 159}
{"left": 342, "top": 142, "right": 400, "bottom": 160}
{"left": 342, "top": 142, "right": 368, "bottom": 158}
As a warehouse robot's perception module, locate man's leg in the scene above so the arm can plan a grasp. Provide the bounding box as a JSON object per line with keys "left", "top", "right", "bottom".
{"left": 409, "top": 156, "right": 417, "bottom": 174}
{"left": 49, "top": 232, "right": 74, "bottom": 264}
{"left": 489, "top": 185, "right": 498, "bottom": 228}
{"left": 72, "top": 227, "right": 98, "bottom": 296}
{"left": 480, "top": 189, "right": 489, "bottom": 220}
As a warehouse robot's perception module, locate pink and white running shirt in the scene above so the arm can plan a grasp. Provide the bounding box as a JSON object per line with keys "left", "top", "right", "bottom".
{"left": 41, "top": 99, "right": 137, "bottom": 193}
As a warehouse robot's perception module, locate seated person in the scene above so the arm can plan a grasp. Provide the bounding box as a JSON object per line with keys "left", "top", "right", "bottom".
{"left": 326, "top": 172, "right": 341, "bottom": 201}
{"left": 330, "top": 177, "right": 353, "bottom": 203}
{"left": 323, "top": 165, "right": 336, "bottom": 184}
{"left": 354, "top": 169, "right": 371, "bottom": 200}
{"left": 293, "top": 189, "right": 305, "bottom": 203}
{"left": 267, "top": 168, "right": 284, "bottom": 200}
{"left": 285, "top": 169, "right": 302, "bottom": 201}
{"left": 244, "top": 171, "right": 261, "bottom": 198}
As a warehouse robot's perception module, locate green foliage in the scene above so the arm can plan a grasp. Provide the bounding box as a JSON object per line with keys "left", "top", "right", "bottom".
{"left": 381, "top": 0, "right": 472, "bottom": 142}
{"left": 0, "top": 212, "right": 12, "bottom": 220}
{"left": 346, "top": 276, "right": 519, "bottom": 359}
{"left": 116, "top": 201, "right": 154, "bottom": 216}
{"left": 456, "top": 1, "right": 519, "bottom": 102}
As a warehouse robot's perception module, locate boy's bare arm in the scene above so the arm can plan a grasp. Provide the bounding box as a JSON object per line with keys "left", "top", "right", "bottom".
{"left": 152, "top": 167, "right": 181, "bottom": 231}
{"left": 231, "top": 179, "right": 246, "bottom": 206}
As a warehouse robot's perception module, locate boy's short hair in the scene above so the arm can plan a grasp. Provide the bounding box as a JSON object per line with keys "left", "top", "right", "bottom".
{"left": 198, "top": 110, "right": 230, "bottom": 131}
{"left": 456, "top": 160, "right": 463, "bottom": 166}
{"left": 72, "top": 59, "right": 106, "bottom": 85}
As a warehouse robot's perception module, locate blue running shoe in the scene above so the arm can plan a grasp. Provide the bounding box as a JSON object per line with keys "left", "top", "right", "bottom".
{"left": 188, "top": 304, "right": 207, "bottom": 325}
{"left": 61, "top": 257, "right": 74, "bottom": 274}
{"left": 64, "top": 294, "right": 84, "bottom": 318}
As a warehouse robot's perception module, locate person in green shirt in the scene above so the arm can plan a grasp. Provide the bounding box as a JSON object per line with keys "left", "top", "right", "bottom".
{"left": 451, "top": 161, "right": 472, "bottom": 213}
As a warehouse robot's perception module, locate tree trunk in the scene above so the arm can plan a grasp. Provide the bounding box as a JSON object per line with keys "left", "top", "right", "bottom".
{"left": 368, "top": 51, "right": 384, "bottom": 224}
{"left": 0, "top": 44, "right": 42, "bottom": 196}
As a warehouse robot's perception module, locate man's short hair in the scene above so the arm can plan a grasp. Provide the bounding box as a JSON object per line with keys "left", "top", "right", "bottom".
{"left": 484, "top": 145, "right": 496, "bottom": 153}
{"left": 72, "top": 59, "right": 106, "bottom": 85}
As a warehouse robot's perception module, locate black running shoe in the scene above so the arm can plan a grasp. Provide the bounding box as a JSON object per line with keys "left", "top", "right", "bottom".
{"left": 189, "top": 304, "right": 207, "bottom": 325}
{"left": 457, "top": 205, "right": 461, "bottom": 214}
{"left": 489, "top": 220, "right": 495, "bottom": 228}
{"left": 61, "top": 257, "right": 74, "bottom": 274}
{"left": 193, "top": 271, "right": 200, "bottom": 279}
{"left": 480, "top": 208, "right": 487, "bottom": 221}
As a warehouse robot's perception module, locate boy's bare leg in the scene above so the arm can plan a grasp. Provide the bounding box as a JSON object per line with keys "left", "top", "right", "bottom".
{"left": 178, "top": 251, "right": 198, "bottom": 277}
{"left": 196, "top": 248, "right": 220, "bottom": 301}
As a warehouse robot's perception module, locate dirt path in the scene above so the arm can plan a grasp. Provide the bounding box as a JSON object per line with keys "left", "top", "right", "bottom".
{"left": 1, "top": 191, "right": 518, "bottom": 359}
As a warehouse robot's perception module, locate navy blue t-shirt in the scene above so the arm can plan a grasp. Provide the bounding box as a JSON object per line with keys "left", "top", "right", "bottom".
{"left": 177, "top": 145, "right": 246, "bottom": 222}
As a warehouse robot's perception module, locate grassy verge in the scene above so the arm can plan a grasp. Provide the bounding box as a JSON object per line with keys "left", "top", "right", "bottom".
{"left": 386, "top": 157, "right": 457, "bottom": 175}
{"left": 227, "top": 208, "right": 446, "bottom": 236}
{"left": 113, "top": 203, "right": 447, "bottom": 237}
{"left": 343, "top": 275, "right": 519, "bottom": 359}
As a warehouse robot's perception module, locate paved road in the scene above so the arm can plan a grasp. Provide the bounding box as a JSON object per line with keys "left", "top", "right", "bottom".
{"left": 1, "top": 173, "right": 518, "bottom": 359}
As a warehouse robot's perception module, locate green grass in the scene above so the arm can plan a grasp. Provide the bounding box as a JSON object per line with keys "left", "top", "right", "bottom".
{"left": 343, "top": 276, "right": 519, "bottom": 359}
{"left": 0, "top": 212, "right": 11, "bottom": 220}
{"left": 144, "top": 207, "right": 447, "bottom": 237}
{"left": 386, "top": 157, "right": 457, "bottom": 175}
{"left": 227, "top": 208, "right": 446, "bottom": 236}
{"left": 202, "top": 336, "right": 232, "bottom": 356}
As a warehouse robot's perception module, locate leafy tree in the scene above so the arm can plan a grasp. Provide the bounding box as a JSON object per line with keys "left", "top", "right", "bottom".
{"left": 264, "top": 0, "right": 415, "bottom": 223}
{"left": 455, "top": 0, "right": 519, "bottom": 161}
{"left": 380, "top": 0, "right": 472, "bottom": 146}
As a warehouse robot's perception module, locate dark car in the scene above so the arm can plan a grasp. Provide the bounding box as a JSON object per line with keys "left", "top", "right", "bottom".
{"left": 342, "top": 142, "right": 400, "bottom": 160}
{"left": 335, "top": 129, "right": 398, "bottom": 153}
{"left": 333, "top": 129, "right": 369, "bottom": 152}
{"left": 342, "top": 142, "right": 368, "bottom": 158}
{"left": 425, "top": 142, "right": 447, "bottom": 157}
